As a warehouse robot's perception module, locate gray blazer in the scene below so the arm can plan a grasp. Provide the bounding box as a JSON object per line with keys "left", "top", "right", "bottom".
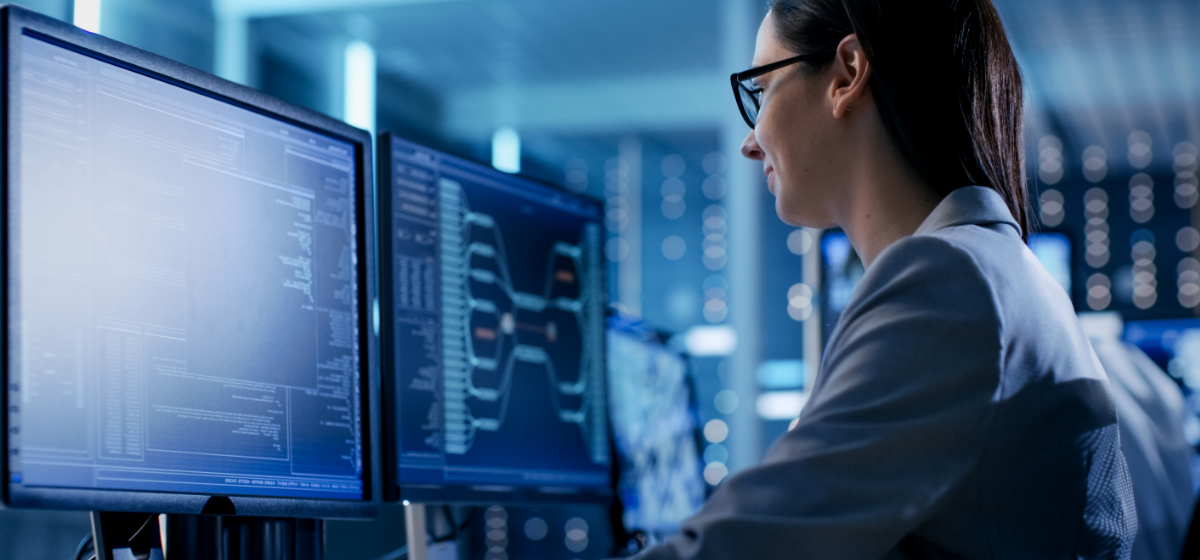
{"left": 638, "top": 186, "right": 1137, "bottom": 559}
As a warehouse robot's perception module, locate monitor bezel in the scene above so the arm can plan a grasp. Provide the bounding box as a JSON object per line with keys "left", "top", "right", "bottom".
{"left": 1, "top": 5, "right": 381, "bottom": 519}
{"left": 377, "top": 130, "right": 612, "bottom": 505}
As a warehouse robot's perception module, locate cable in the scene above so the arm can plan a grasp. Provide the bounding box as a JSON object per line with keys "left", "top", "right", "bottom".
{"left": 125, "top": 514, "right": 156, "bottom": 543}
{"left": 369, "top": 544, "right": 408, "bottom": 560}
{"left": 428, "top": 507, "right": 456, "bottom": 544}
{"left": 453, "top": 507, "right": 478, "bottom": 534}
{"left": 428, "top": 506, "right": 478, "bottom": 543}
{"left": 71, "top": 533, "right": 94, "bottom": 560}
{"left": 75, "top": 514, "right": 154, "bottom": 560}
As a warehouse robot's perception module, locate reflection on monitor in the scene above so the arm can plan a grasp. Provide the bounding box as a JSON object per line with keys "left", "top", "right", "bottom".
{"left": 608, "top": 320, "right": 705, "bottom": 538}
{"left": 6, "top": 25, "right": 371, "bottom": 510}
{"left": 1125, "top": 319, "right": 1200, "bottom": 389}
{"left": 1029, "top": 232, "right": 1072, "bottom": 296}
{"left": 381, "top": 133, "right": 610, "bottom": 502}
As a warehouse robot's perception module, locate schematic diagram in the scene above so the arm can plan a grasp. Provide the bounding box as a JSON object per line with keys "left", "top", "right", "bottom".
{"left": 438, "top": 178, "right": 607, "bottom": 465}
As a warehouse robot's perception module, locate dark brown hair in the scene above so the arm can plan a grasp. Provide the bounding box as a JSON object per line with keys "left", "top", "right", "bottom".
{"left": 769, "top": 0, "right": 1030, "bottom": 240}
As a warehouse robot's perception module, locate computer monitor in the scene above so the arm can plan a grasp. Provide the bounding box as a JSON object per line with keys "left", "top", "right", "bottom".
{"left": 607, "top": 318, "right": 705, "bottom": 542}
{"left": 378, "top": 132, "right": 610, "bottom": 503}
{"left": 1124, "top": 319, "right": 1200, "bottom": 388}
{"left": 2, "top": 6, "right": 380, "bottom": 518}
{"left": 1027, "top": 231, "right": 1072, "bottom": 299}
{"left": 817, "top": 230, "right": 864, "bottom": 348}
{"left": 818, "top": 230, "right": 1073, "bottom": 350}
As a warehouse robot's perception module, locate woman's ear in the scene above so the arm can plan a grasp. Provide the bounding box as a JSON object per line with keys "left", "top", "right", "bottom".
{"left": 828, "top": 34, "right": 872, "bottom": 119}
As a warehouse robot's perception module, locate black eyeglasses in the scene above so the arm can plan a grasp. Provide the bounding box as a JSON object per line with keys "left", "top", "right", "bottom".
{"left": 731, "top": 52, "right": 832, "bottom": 129}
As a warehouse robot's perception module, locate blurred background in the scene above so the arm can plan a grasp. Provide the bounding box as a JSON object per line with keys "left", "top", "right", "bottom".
{"left": 2, "top": 0, "right": 1199, "bottom": 558}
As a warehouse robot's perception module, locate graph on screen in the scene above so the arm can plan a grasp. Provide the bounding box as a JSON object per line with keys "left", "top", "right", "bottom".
{"left": 439, "top": 178, "right": 604, "bottom": 456}
{"left": 386, "top": 135, "right": 609, "bottom": 497}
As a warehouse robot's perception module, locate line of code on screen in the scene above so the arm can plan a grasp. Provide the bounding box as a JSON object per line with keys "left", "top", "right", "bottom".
{"left": 388, "top": 136, "right": 609, "bottom": 495}
{"left": 6, "top": 34, "right": 364, "bottom": 500}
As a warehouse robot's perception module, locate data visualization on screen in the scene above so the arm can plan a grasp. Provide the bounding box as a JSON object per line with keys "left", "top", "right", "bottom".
{"left": 608, "top": 323, "right": 705, "bottom": 537}
{"left": 7, "top": 34, "right": 365, "bottom": 501}
{"left": 382, "top": 134, "right": 609, "bottom": 501}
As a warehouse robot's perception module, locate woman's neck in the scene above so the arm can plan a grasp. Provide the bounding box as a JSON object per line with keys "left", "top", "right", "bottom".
{"left": 835, "top": 132, "right": 942, "bottom": 268}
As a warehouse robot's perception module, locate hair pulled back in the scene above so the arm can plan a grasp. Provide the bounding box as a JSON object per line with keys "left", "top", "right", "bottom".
{"left": 769, "top": 0, "right": 1030, "bottom": 240}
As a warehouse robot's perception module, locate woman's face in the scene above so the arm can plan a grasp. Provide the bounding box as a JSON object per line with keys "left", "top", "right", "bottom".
{"left": 741, "top": 13, "right": 838, "bottom": 228}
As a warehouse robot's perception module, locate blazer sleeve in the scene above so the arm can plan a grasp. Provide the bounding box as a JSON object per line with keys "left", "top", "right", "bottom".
{"left": 636, "top": 236, "right": 1004, "bottom": 560}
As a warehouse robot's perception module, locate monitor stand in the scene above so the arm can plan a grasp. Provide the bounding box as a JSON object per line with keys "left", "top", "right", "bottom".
{"left": 91, "top": 511, "right": 323, "bottom": 560}
{"left": 405, "top": 502, "right": 429, "bottom": 560}
{"left": 218, "top": 516, "right": 324, "bottom": 559}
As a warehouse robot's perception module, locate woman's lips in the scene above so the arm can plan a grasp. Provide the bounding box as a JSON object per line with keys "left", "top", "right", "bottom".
{"left": 765, "top": 167, "right": 775, "bottom": 193}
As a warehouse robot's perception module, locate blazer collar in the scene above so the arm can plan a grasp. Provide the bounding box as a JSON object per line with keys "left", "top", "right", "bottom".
{"left": 914, "top": 185, "right": 1022, "bottom": 237}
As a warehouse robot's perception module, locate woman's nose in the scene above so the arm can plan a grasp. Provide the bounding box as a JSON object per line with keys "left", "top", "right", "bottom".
{"left": 741, "top": 129, "right": 763, "bottom": 161}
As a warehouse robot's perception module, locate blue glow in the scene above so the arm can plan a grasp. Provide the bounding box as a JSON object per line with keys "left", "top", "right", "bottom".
{"left": 492, "top": 127, "right": 521, "bottom": 173}
{"left": 821, "top": 232, "right": 864, "bottom": 317}
{"left": 1028, "top": 233, "right": 1072, "bottom": 295}
{"left": 1125, "top": 319, "right": 1200, "bottom": 390}
{"left": 343, "top": 41, "right": 376, "bottom": 135}
{"left": 73, "top": 0, "right": 101, "bottom": 33}
{"left": 756, "top": 360, "right": 805, "bottom": 390}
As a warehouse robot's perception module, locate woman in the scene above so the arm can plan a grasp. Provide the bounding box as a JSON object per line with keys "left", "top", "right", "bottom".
{"left": 636, "top": 0, "right": 1136, "bottom": 558}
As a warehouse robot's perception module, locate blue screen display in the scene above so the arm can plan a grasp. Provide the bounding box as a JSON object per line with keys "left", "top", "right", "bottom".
{"left": 820, "top": 231, "right": 1073, "bottom": 347}
{"left": 1125, "top": 319, "right": 1200, "bottom": 389}
{"left": 7, "top": 34, "right": 365, "bottom": 500}
{"left": 386, "top": 136, "right": 610, "bottom": 497}
{"left": 607, "top": 324, "right": 705, "bottom": 536}
{"left": 1028, "top": 232, "right": 1072, "bottom": 296}
{"left": 818, "top": 231, "right": 864, "bottom": 345}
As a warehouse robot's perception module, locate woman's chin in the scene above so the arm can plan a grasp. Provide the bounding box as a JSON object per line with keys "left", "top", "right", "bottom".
{"left": 775, "top": 201, "right": 805, "bottom": 227}
{"left": 775, "top": 199, "right": 830, "bottom": 229}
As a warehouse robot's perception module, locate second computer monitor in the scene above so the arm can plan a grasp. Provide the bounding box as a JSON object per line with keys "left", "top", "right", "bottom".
{"left": 379, "top": 133, "right": 610, "bottom": 503}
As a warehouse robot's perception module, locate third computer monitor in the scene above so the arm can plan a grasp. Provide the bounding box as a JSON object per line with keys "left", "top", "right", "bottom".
{"left": 379, "top": 132, "right": 610, "bottom": 503}
{"left": 607, "top": 319, "right": 705, "bottom": 541}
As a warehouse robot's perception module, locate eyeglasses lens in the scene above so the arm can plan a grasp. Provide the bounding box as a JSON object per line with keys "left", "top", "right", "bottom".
{"left": 737, "top": 83, "right": 759, "bottom": 126}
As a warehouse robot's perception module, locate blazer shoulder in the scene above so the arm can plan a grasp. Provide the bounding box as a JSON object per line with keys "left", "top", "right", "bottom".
{"left": 832, "top": 233, "right": 1004, "bottom": 358}
{"left": 861, "top": 233, "right": 999, "bottom": 309}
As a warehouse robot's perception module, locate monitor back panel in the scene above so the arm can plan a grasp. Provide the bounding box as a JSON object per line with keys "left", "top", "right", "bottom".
{"left": 3, "top": 6, "right": 380, "bottom": 518}
{"left": 380, "top": 132, "right": 610, "bottom": 504}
